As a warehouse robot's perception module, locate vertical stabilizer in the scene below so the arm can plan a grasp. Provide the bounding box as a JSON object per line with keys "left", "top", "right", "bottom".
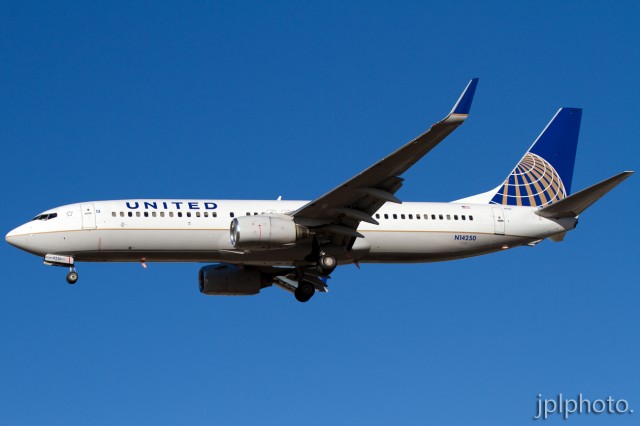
{"left": 456, "top": 108, "right": 582, "bottom": 207}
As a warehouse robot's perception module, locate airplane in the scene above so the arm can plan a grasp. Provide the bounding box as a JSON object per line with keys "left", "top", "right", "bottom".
{"left": 5, "top": 79, "right": 633, "bottom": 303}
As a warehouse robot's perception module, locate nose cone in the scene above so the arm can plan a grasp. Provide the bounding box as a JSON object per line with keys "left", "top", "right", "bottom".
{"left": 6, "top": 224, "right": 33, "bottom": 252}
{"left": 6, "top": 226, "right": 20, "bottom": 246}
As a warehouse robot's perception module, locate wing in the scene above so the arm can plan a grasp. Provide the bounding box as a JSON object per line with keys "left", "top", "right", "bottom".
{"left": 292, "top": 78, "right": 479, "bottom": 249}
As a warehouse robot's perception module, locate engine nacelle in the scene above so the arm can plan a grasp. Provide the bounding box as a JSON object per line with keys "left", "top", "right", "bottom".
{"left": 198, "top": 264, "right": 264, "bottom": 296}
{"left": 230, "top": 215, "right": 309, "bottom": 249}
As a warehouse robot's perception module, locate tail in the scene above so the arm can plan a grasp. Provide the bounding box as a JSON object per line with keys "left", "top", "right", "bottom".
{"left": 456, "top": 108, "right": 582, "bottom": 207}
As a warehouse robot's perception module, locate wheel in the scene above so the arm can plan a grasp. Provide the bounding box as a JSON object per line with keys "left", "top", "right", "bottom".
{"left": 66, "top": 271, "right": 78, "bottom": 285}
{"left": 294, "top": 281, "right": 315, "bottom": 303}
{"left": 316, "top": 254, "right": 337, "bottom": 275}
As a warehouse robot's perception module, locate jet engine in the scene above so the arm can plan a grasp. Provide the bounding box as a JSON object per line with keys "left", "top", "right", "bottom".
{"left": 230, "top": 215, "right": 309, "bottom": 249}
{"left": 198, "top": 264, "right": 267, "bottom": 296}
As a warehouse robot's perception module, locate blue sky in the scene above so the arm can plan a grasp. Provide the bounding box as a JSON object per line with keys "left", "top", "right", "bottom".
{"left": 1, "top": 1, "right": 639, "bottom": 425}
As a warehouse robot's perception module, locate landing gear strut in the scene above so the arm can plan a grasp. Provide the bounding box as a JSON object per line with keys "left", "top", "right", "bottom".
{"left": 295, "top": 281, "right": 315, "bottom": 303}
{"left": 66, "top": 268, "right": 78, "bottom": 284}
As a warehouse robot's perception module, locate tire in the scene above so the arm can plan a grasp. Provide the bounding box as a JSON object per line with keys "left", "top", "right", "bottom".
{"left": 66, "top": 271, "right": 78, "bottom": 284}
{"left": 317, "top": 254, "right": 337, "bottom": 275}
{"left": 294, "top": 281, "right": 315, "bottom": 303}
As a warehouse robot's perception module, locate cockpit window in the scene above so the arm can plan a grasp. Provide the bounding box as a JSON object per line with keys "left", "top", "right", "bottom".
{"left": 32, "top": 213, "right": 58, "bottom": 221}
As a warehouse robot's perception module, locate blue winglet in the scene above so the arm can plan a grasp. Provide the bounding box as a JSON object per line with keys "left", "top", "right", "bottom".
{"left": 450, "top": 78, "right": 479, "bottom": 115}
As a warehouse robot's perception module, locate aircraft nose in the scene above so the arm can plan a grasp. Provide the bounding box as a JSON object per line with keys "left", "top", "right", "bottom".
{"left": 6, "top": 227, "right": 18, "bottom": 244}
{"left": 6, "top": 224, "right": 30, "bottom": 250}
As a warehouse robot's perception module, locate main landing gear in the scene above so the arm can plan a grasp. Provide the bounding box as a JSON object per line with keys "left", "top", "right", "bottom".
{"left": 316, "top": 253, "right": 337, "bottom": 276}
{"left": 292, "top": 253, "right": 336, "bottom": 303}
{"left": 294, "top": 281, "right": 315, "bottom": 303}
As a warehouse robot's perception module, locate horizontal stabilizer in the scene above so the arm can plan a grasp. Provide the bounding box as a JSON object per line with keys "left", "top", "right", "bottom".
{"left": 535, "top": 171, "right": 633, "bottom": 218}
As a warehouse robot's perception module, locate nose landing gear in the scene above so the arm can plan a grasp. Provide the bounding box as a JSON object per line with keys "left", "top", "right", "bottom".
{"left": 66, "top": 268, "right": 78, "bottom": 284}
{"left": 43, "top": 254, "right": 78, "bottom": 285}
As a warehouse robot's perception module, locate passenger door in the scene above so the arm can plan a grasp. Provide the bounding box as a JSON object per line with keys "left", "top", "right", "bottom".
{"left": 492, "top": 207, "right": 505, "bottom": 235}
{"left": 81, "top": 203, "right": 97, "bottom": 230}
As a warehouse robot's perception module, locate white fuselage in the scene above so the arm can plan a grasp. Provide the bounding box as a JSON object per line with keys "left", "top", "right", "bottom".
{"left": 6, "top": 199, "right": 576, "bottom": 266}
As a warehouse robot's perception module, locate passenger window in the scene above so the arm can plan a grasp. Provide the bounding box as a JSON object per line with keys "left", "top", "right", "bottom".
{"left": 204, "top": 212, "right": 208, "bottom": 218}
{"left": 431, "top": 214, "right": 436, "bottom": 220}
{"left": 462, "top": 215, "right": 466, "bottom": 220}
{"left": 212, "top": 212, "right": 217, "bottom": 218}
{"left": 196, "top": 212, "right": 201, "bottom": 218}
{"left": 178, "top": 212, "right": 183, "bottom": 218}
{"left": 144, "top": 212, "right": 149, "bottom": 217}
{"left": 246, "top": 212, "right": 250, "bottom": 216}
{"left": 136, "top": 212, "right": 141, "bottom": 217}
{"left": 112, "top": 212, "right": 116, "bottom": 217}
{"left": 439, "top": 214, "right": 443, "bottom": 220}
{"left": 393, "top": 214, "right": 397, "bottom": 219}
{"left": 160, "top": 212, "right": 165, "bottom": 218}
{"left": 446, "top": 214, "right": 451, "bottom": 220}
{"left": 169, "top": 212, "right": 174, "bottom": 218}
{"left": 469, "top": 215, "right": 474, "bottom": 221}
{"left": 152, "top": 212, "right": 157, "bottom": 217}
{"left": 187, "top": 212, "right": 192, "bottom": 218}
{"left": 401, "top": 214, "right": 405, "bottom": 219}
{"left": 454, "top": 215, "right": 458, "bottom": 220}
{"left": 408, "top": 214, "right": 413, "bottom": 219}
{"left": 375, "top": 214, "right": 380, "bottom": 219}
{"left": 384, "top": 214, "right": 388, "bottom": 219}
{"left": 415, "top": 214, "right": 420, "bottom": 219}
{"left": 120, "top": 212, "right": 124, "bottom": 217}
{"left": 128, "top": 212, "right": 133, "bottom": 217}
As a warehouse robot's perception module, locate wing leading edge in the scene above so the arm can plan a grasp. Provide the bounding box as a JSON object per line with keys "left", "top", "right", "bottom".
{"left": 292, "top": 78, "right": 479, "bottom": 249}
